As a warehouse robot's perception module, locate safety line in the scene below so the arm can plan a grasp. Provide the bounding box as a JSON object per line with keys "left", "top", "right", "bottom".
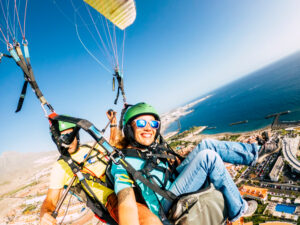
{"left": 99, "top": 15, "right": 115, "bottom": 67}
{"left": 84, "top": 3, "right": 113, "bottom": 68}
{"left": 23, "top": 0, "right": 28, "bottom": 39}
{"left": 0, "top": 0, "right": 13, "bottom": 41}
{"left": 6, "top": 0, "right": 11, "bottom": 40}
{"left": 53, "top": 0, "right": 75, "bottom": 25}
{"left": 121, "top": 29, "right": 126, "bottom": 72}
{"left": 13, "top": 0, "right": 21, "bottom": 39}
{"left": 104, "top": 17, "right": 118, "bottom": 69}
{"left": 70, "top": 0, "right": 112, "bottom": 72}
{"left": 58, "top": 194, "right": 73, "bottom": 225}
{"left": 0, "top": 26, "right": 9, "bottom": 44}
{"left": 75, "top": 22, "right": 112, "bottom": 73}
{"left": 113, "top": 25, "right": 119, "bottom": 69}
{"left": 14, "top": 0, "right": 25, "bottom": 39}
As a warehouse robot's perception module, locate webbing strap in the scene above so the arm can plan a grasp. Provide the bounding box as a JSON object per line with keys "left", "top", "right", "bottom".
{"left": 80, "top": 179, "right": 117, "bottom": 225}
{"left": 121, "top": 148, "right": 176, "bottom": 160}
{"left": 59, "top": 154, "right": 117, "bottom": 225}
{"left": 83, "top": 173, "right": 109, "bottom": 188}
{"left": 118, "top": 157, "right": 177, "bottom": 202}
{"left": 0, "top": 53, "right": 12, "bottom": 62}
{"left": 122, "top": 148, "right": 174, "bottom": 190}
{"left": 9, "top": 43, "right": 54, "bottom": 113}
{"left": 15, "top": 80, "right": 28, "bottom": 112}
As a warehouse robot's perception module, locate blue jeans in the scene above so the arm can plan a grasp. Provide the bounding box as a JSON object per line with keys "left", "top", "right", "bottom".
{"left": 162, "top": 138, "right": 258, "bottom": 221}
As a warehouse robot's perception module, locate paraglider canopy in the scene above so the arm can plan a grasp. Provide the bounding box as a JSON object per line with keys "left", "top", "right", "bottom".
{"left": 84, "top": 0, "right": 136, "bottom": 30}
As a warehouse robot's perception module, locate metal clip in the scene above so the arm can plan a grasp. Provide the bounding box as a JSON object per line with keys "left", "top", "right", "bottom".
{"left": 109, "top": 149, "right": 125, "bottom": 165}
{"left": 22, "top": 38, "right": 28, "bottom": 45}
{"left": 41, "top": 103, "right": 55, "bottom": 117}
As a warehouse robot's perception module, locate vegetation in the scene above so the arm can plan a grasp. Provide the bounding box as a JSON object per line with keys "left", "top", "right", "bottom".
{"left": 1, "top": 181, "right": 38, "bottom": 197}
{"left": 280, "top": 129, "right": 288, "bottom": 136}
{"left": 22, "top": 204, "right": 37, "bottom": 214}
{"left": 239, "top": 166, "right": 247, "bottom": 174}
{"left": 244, "top": 203, "right": 271, "bottom": 225}
{"left": 168, "top": 126, "right": 204, "bottom": 150}
{"left": 169, "top": 140, "right": 188, "bottom": 148}
{"left": 167, "top": 126, "right": 203, "bottom": 142}
{"left": 244, "top": 214, "right": 284, "bottom": 225}
{"left": 0, "top": 181, "right": 11, "bottom": 186}
{"left": 229, "top": 135, "right": 240, "bottom": 141}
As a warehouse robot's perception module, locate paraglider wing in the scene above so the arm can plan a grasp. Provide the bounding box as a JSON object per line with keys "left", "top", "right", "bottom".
{"left": 84, "top": 0, "right": 136, "bottom": 30}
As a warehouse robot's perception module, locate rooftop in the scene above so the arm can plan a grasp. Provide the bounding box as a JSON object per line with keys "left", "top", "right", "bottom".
{"left": 259, "top": 222, "right": 296, "bottom": 225}
{"left": 239, "top": 185, "right": 268, "bottom": 200}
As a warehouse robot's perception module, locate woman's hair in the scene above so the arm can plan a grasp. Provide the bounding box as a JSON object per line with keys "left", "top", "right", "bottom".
{"left": 111, "top": 129, "right": 130, "bottom": 149}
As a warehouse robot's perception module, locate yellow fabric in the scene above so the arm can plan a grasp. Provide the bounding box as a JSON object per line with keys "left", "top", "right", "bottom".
{"left": 49, "top": 144, "right": 114, "bottom": 204}
{"left": 84, "top": 0, "right": 136, "bottom": 30}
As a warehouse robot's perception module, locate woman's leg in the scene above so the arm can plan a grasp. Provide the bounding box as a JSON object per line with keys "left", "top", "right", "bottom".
{"left": 163, "top": 149, "right": 247, "bottom": 221}
{"left": 177, "top": 138, "right": 258, "bottom": 173}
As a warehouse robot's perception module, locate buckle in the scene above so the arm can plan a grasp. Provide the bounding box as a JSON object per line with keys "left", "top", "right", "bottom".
{"left": 109, "top": 149, "right": 124, "bottom": 165}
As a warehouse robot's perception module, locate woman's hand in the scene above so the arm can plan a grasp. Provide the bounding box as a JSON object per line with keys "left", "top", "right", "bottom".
{"left": 106, "top": 110, "right": 117, "bottom": 124}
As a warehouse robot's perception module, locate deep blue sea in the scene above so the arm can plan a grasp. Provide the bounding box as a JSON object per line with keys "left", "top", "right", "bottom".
{"left": 166, "top": 51, "right": 300, "bottom": 134}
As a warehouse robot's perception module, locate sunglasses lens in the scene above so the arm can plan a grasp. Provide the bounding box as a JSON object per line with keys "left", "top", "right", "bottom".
{"left": 136, "top": 119, "right": 147, "bottom": 128}
{"left": 150, "top": 120, "right": 159, "bottom": 129}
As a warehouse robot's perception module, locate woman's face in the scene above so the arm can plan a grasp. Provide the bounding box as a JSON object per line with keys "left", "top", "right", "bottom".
{"left": 131, "top": 114, "right": 157, "bottom": 147}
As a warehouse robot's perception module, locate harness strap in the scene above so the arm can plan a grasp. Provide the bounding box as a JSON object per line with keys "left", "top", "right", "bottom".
{"left": 118, "top": 157, "right": 177, "bottom": 202}
{"left": 15, "top": 80, "right": 28, "bottom": 112}
{"left": 80, "top": 179, "right": 117, "bottom": 225}
{"left": 121, "top": 148, "right": 176, "bottom": 160}
{"left": 122, "top": 148, "right": 177, "bottom": 187}
{"left": 9, "top": 43, "right": 54, "bottom": 113}
{"left": 59, "top": 154, "right": 117, "bottom": 225}
{"left": 0, "top": 53, "right": 12, "bottom": 62}
{"left": 83, "top": 173, "right": 109, "bottom": 188}
{"left": 80, "top": 144, "right": 109, "bottom": 166}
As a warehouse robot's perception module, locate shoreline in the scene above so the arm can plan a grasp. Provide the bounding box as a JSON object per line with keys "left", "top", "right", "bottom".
{"left": 202, "top": 124, "right": 272, "bottom": 137}
{"left": 161, "top": 95, "right": 212, "bottom": 134}
{"left": 163, "top": 120, "right": 273, "bottom": 140}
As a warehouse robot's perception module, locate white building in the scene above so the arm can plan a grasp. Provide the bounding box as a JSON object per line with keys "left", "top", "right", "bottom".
{"left": 269, "top": 156, "right": 284, "bottom": 182}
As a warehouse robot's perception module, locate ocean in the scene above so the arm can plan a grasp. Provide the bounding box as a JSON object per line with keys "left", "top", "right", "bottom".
{"left": 166, "top": 51, "right": 300, "bottom": 134}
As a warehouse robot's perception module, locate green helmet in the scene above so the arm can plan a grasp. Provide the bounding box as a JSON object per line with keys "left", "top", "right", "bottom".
{"left": 58, "top": 120, "right": 76, "bottom": 132}
{"left": 123, "top": 102, "right": 160, "bottom": 126}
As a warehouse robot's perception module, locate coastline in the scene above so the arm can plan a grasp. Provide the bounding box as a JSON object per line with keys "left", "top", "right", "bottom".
{"left": 161, "top": 95, "right": 212, "bottom": 135}
{"left": 202, "top": 124, "right": 272, "bottom": 137}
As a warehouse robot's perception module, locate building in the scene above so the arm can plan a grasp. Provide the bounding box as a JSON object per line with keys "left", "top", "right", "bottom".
{"left": 227, "top": 217, "right": 253, "bottom": 225}
{"left": 295, "top": 197, "right": 300, "bottom": 204}
{"left": 282, "top": 137, "right": 300, "bottom": 174}
{"left": 225, "top": 163, "right": 238, "bottom": 178}
{"left": 269, "top": 156, "right": 284, "bottom": 181}
{"left": 259, "top": 222, "right": 296, "bottom": 225}
{"left": 239, "top": 185, "right": 268, "bottom": 203}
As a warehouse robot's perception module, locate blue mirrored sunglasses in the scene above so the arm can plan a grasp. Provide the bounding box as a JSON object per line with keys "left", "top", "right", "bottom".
{"left": 134, "top": 119, "right": 160, "bottom": 129}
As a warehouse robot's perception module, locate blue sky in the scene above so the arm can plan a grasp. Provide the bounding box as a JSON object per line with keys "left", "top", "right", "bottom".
{"left": 1, "top": 0, "right": 300, "bottom": 153}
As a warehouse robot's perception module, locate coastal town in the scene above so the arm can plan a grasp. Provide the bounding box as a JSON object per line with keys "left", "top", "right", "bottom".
{"left": 0, "top": 101, "right": 299, "bottom": 224}
{"left": 167, "top": 125, "right": 300, "bottom": 225}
